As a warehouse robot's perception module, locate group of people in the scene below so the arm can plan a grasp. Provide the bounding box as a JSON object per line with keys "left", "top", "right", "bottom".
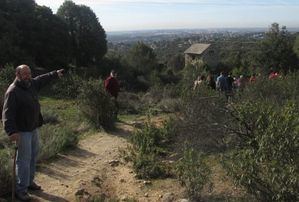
{"left": 1, "top": 65, "right": 119, "bottom": 201}
{"left": 193, "top": 70, "right": 281, "bottom": 100}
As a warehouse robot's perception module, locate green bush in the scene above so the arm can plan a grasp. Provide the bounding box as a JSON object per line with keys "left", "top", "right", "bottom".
{"left": 41, "top": 108, "right": 60, "bottom": 125}
{"left": 77, "top": 79, "right": 117, "bottom": 130}
{"left": 174, "top": 85, "right": 230, "bottom": 152}
{"left": 126, "top": 118, "right": 174, "bottom": 179}
{"left": 0, "top": 149, "right": 12, "bottom": 196}
{"left": 176, "top": 146, "right": 211, "bottom": 200}
{"left": 0, "top": 64, "right": 15, "bottom": 115}
{"left": 48, "top": 70, "right": 83, "bottom": 99}
{"left": 38, "top": 125, "right": 78, "bottom": 161}
{"left": 224, "top": 101, "right": 299, "bottom": 201}
{"left": 237, "top": 73, "right": 299, "bottom": 105}
{"left": 118, "top": 92, "right": 142, "bottom": 114}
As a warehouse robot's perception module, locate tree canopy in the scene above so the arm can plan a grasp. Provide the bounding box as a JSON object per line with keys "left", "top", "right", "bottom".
{"left": 257, "top": 23, "right": 298, "bottom": 73}
{"left": 57, "top": 0, "right": 107, "bottom": 67}
{"left": 0, "top": 0, "right": 107, "bottom": 70}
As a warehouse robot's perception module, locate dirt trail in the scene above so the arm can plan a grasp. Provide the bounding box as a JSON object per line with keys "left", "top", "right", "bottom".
{"left": 31, "top": 121, "right": 186, "bottom": 202}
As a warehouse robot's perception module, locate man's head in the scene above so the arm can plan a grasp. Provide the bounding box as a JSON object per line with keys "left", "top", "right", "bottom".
{"left": 16, "top": 64, "right": 32, "bottom": 87}
{"left": 110, "top": 70, "right": 117, "bottom": 78}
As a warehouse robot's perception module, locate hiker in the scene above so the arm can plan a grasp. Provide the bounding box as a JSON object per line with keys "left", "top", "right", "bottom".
{"left": 104, "top": 70, "right": 120, "bottom": 115}
{"left": 193, "top": 75, "right": 206, "bottom": 90}
{"left": 269, "top": 70, "right": 279, "bottom": 80}
{"left": 216, "top": 71, "right": 228, "bottom": 92}
{"left": 2, "top": 64, "right": 64, "bottom": 201}
{"left": 206, "top": 74, "right": 216, "bottom": 90}
{"left": 226, "top": 73, "right": 234, "bottom": 99}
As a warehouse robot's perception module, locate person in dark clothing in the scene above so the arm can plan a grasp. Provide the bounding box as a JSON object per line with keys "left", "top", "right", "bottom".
{"left": 2, "top": 64, "right": 64, "bottom": 201}
{"left": 104, "top": 70, "right": 120, "bottom": 117}
{"left": 207, "top": 74, "right": 216, "bottom": 90}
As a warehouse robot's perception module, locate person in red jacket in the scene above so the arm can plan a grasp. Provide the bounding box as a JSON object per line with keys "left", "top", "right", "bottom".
{"left": 104, "top": 70, "right": 120, "bottom": 117}
{"left": 104, "top": 70, "right": 120, "bottom": 98}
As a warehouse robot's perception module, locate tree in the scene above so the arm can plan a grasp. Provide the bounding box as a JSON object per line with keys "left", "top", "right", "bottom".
{"left": 0, "top": 0, "right": 71, "bottom": 69}
{"left": 0, "top": 0, "right": 36, "bottom": 66}
{"left": 57, "top": 0, "right": 107, "bottom": 67}
{"left": 126, "top": 42, "right": 158, "bottom": 75}
{"left": 167, "top": 54, "right": 185, "bottom": 72}
{"left": 258, "top": 23, "right": 298, "bottom": 74}
{"left": 293, "top": 34, "right": 299, "bottom": 59}
{"left": 33, "top": 5, "right": 70, "bottom": 69}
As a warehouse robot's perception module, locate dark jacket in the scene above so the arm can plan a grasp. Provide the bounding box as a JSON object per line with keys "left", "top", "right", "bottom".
{"left": 2, "top": 71, "right": 58, "bottom": 135}
{"left": 104, "top": 76, "right": 120, "bottom": 98}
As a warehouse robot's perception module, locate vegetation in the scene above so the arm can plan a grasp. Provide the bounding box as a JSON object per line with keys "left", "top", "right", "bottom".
{"left": 257, "top": 23, "right": 298, "bottom": 74}
{"left": 124, "top": 117, "right": 174, "bottom": 179}
{"left": 77, "top": 79, "right": 117, "bottom": 130}
{"left": 0, "top": 0, "right": 107, "bottom": 70}
{"left": 176, "top": 147, "right": 211, "bottom": 200}
{"left": 57, "top": 0, "right": 107, "bottom": 67}
{"left": 224, "top": 101, "right": 299, "bottom": 201}
{"left": 1, "top": 1, "right": 299, "bottom": 199}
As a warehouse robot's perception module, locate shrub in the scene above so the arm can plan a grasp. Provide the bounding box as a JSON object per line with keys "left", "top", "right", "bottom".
{"left": 176, "top": 146, "right": 211, "bottom": 200}
{"left": 41, "top": 108, "right": 60, "bottom": 125}
{"left": 224, "top": 101, "right": 299, "bottom": 201}
{"left": 0, "top": 64, "right": 15, "bottom": 116}
{"left": 38, "top": 125, "right": 78, "bottom": 160}
{"left": 0, "top": 148, "right": 12, "bottom": 196}
{"left": 118, "top": 92, "right": 142, "bottom": 114}
{"left": 48, "top": 70, "right": 83, "bottom": 99}
{"left": 174, "top": 85, "right": 230, "bottom": 152}
{"left": 126, "top": 118, "right": 174, "bottom": 179}
{"left": 237, "top": 72, "right": 299, "bottom": 105}
{"left": 77, "top": 79, "right": 117, "bottom": 130}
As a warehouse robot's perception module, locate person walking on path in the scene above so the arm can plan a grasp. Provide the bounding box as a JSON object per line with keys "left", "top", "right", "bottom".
{"left": 2, "top": 64, "right": 64, "bottom": 201}
{"left": 104, "top": 70, "right": 120, "bottom": 117}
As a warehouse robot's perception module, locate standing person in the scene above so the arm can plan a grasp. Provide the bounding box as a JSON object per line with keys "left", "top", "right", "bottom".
{"left": 193, "top": 75, "right": 205, "bottom": 90}
{"left": 206, "top": 74, "right": 216, "bottom": 90}
{"left": 104, "top": 70, "right": 120, "bottom": 116}
{"left": 2, "top": 65, "right": 64, "bottom": 201}
{"left": 216, "top": 71, "right": 228, "bottom": 92}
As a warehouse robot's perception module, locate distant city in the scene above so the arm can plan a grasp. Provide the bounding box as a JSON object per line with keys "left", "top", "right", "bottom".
{"left": 107, "top": 27, "right": 299, "bottom": 43}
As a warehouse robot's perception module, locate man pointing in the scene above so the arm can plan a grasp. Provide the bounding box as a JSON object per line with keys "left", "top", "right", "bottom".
{"left": 2, "top": 64, "right": 64, "bottom": 201}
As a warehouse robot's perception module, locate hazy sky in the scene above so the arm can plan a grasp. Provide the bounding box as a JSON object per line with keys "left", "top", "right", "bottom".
{"left": 35, "top": 0, "right": 299, "bottom": 32}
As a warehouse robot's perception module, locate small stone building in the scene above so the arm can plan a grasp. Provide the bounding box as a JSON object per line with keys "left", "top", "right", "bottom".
{"left": 184, "top": 43, "right": 219, "bottom": 69}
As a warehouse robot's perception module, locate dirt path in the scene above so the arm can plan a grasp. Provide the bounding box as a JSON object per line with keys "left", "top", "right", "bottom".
{"left": 31, "top": 121, "right": 186, "bottom": 202}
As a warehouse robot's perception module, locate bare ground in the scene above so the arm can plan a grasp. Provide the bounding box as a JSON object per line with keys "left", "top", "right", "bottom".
{"left": 31, "top": 121, "right": 186, "bottom": 202}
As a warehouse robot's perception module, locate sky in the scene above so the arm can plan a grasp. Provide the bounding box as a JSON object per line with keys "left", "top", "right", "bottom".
{"left": 34, "top": 0, "right": 299, "bottom": 32}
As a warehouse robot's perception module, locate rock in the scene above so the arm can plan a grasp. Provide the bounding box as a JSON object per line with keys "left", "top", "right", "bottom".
{"left": 162, "top": 193, "right": 174, "bottom": 202}
{"left": 108, "top": 160, "right": 120, "bottom": 167}
{"left": 143, "top": 180, "right": 152, "bottom": 185}
{"left": 92, "top": 176, "right": 102, "bottom": 187}
{"left": 75, "top": 188, "right": 87, "bottom": 196}
{"left": 144, "top": 193, "right": 149, "bottom": 197}
{"left": 177, "top": 199, "right": 189, "bottom": 202}
{"left": 120, "top": 179, "right": 126, "bottom": 183}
